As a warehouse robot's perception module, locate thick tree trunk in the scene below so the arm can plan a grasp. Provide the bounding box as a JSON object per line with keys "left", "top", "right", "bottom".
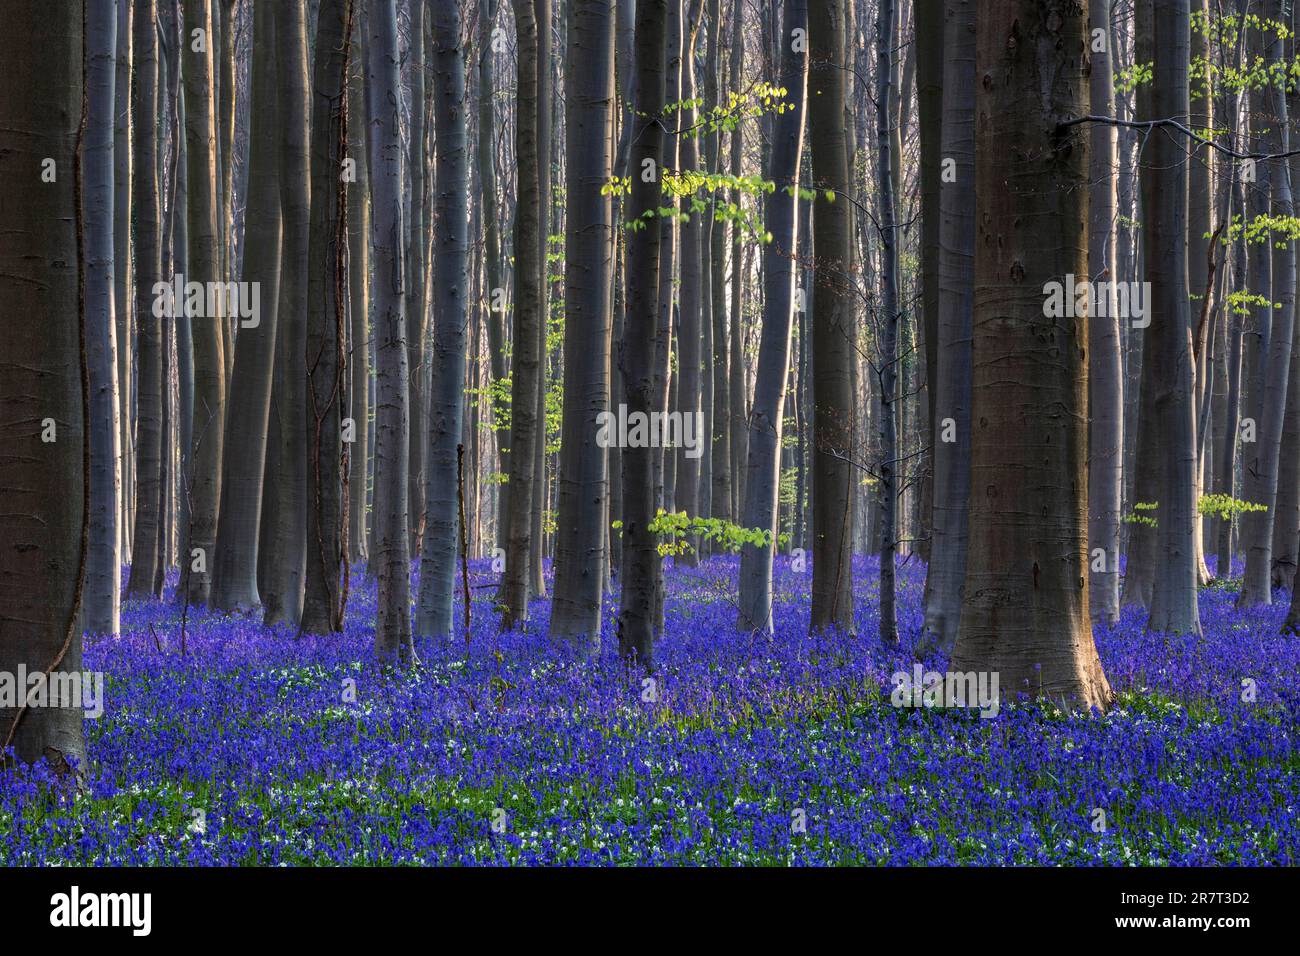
{"left": 178, "top": 0, "right": 227, "bottom": 609}
{"left": 365, "top": 0, "right": 413, "bottom": 663}
{"left": 1143, "top": 0, "right": 1201, "bottom": 634}
{"left": 1240, "top": 0, "right": 1296, "bottom": 608}
{"left": 406, "top": 0, "right": 428, "bottom": 559}
{"left": 347, "top": 23, "right": 370, "bottom": 565}
{"left": 497, "top": 0, "right": 543, "bottom": 630}
{"left": 950, "top": 0, "right": 1112, "bottom": 711}
{"left": 736, "top": 0, "right": 807, "bottom": 634}
{"left": 415, "top": 0, "right": 472, "bottom": 641}
{"left": 262, "top": 0, "right": 310, "bottom": 627}
{"left": 0, "top": 0, "right": 88, "bottom": 768}
{"left": 1087, "top": 0, "right": 1122, "bottom": 625}
{"left": 85, "top": 0, "right": 122, "bottom": 637}
{"left": 550, "top": 0, "right": 615, "bottom": 652}
{"left": 917, "top": 0, "right": 974, "bottom": 656}
{"left": 300, "top": 0, "right": 353, "bottom": 636}
{"left": 212, "top": 0, "right": 281, "bottom": 612}
{"left": 807, "top": 0, "right": 855, "bottom": 634}
{"left": 127, "top": 0, "right": 164, "bottom": 600}
{"left": 618, "top": 0, "right": 668, "bottom": 665}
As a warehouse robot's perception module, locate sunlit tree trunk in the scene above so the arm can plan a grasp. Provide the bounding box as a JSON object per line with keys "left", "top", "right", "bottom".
{"left": 126, "top": 0, "right": 164, "bottom": 600}
{"left": 950, "top": 0, "right": 1112, "bottom": 711}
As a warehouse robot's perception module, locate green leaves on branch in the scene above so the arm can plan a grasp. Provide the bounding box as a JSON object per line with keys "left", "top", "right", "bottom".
{"left": 1123, "top": 496, "right": 1268, "bottom": 529}
{"left": 612, "top": 510, "right": 789, "bottom": 558}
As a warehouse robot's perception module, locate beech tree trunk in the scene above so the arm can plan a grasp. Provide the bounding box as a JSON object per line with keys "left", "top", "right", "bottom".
{"left": 807, "top": 0, "right": 855, "bottom": 634}
{"left": 550, "top": 0, "right": 616, "bottom": 651}
{"left": 0, "top": 0, "right": 88, "bottom": 768}
{"left": 415, "top": 0, "right": 472, "bottom": 641}
{"left": 949, "top": 0, "right": 1112, "bottom": 711}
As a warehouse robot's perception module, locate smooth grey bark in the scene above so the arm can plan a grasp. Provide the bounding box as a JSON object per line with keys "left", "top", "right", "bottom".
{"left": 263, "top": 0, "right": 310, "bottom": 627}
{"left": 950, "top": 0, "right": 1112, "bottom": 711}
{"left": 406, "top": 0, "right": 427, "bottom": 557}
{"left": 1141, "top": 0, "right": 1201, "bottom": 635}
{"left": 1087, "top": 0, "right": 1122, "bottom": 625}
{"left": 85, "top": 0, "right": 122, "bottom": 637}
{"left": 674, "top": 0, "right": 704, "bottom": 565}
{"left": 212, "top": 0, "right": 281, "bottom": 612}
{"left": 415, "top": 0, "right": 472, "bottom": 641}
{"left": 126, "top": 0, "right": 164, "bottom": 600}
{"left": 365, "top": 0, "right": 414, "bottom": 662}
{"left": 347, "top": 20, "right": 371, "bottom": 564}
{"left": 497, "top": 0, "right": 543, "bottom": 630}
{"left": 737, "top": 0, "right": 808, "bottom": 634}
{"left": 618, "top": 0, "right": 669, "bottom": 665}
{"left": 301, "top": 0, "right": 353, "bottom": 636}
{"left": 530, "top": 0, "right": 553, "bottom": 602}
{"left": 114, "top": 0, "right": 134, "bottom": 568}
{"left": 0, "top": 0, "right": 87, "bottom": 768}
{"left": 807, "top": 0, "right": 855, "bottom": 634}
{"left": 550, "top": 0, "right": 616, "bottom": 651}
{"left": 178, "top": 0, "right": 227, "bottom": 609}
{"left": 916, "top": 0, "right": 973, "bottom": 656}
{"left": 1239, "top": 0, "right": 1296, "bottom": 607}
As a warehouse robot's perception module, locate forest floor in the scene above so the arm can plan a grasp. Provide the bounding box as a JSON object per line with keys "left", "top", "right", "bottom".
{"left": 2, "top": 556, "right": 1297, "bottom": 864}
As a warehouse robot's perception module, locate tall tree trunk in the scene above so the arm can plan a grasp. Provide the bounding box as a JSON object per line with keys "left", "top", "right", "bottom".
{"left": 127, "top": 0, "right": 164, "bottom": 600}
{"left": 674, "top": 1, "right": 704, "bottom": 564}
{"left": 406, "top": 0, "right": 428, "bottom": 558}
{"left": 179, "top": 0, "right": 227, "bottom": 609}
{"left": 1239, "top": 0, "right": 1296, "bottom": 608}
{"left": 950, "top": 0, "right": 1112, "bottom": 711}
{"left": 917, "top": 0, "right": 974, "bottom": 656}
{"left": 415, "top": 0, "right": 472, "bottom": 641}
{"left": 550, "top": 0, "right": 615, "bottom": 651}
{"left": 915, "top": 0, "right": 941, "bottom": 567}
{"left": 114, "top": 0, "right": 134, "bottom": 569}
{"left": 736, "top": 0, "right": 808, "bottom": 634}
{"left": 263, "top": 0, "right": 310, "bottom": 627}
{"left": 497, "top": 0, "right": 542, "bottom": 630}
{"left": 347, "top": 21, "right": 371, "bottom": 565}
{"left": 365, "top": 0, "right": 413, "bottom": 662}
{"left": 1143, "top": 0, "right": 1201, "bottom": 634}
{"left": 807, "top": 0, "right": 855, "bottom": 634}
{"left": 0, "top": 0, "right": 88, "bottom": 768}
{"left": 618, "top": 0, "right": 669, "bottom": 665}
{"left": 530, "top": 0, "right": 553, "bottom": 602}
{"left": 875, "top": 0, "right": 900, "bottom": 644}
{"left": 1087, "top": 0, "right": 1123, "bottom": 625}
{"left": 301, "top": 0, "right": 353, "bottom": 635}
{"left": 212, "top": 0, "right": 281, "bottom": 612}
{"left": 728, "top": 0, "right": 747, "bottom": 523}
{"left": 85, "top": 0, "right": 122, "bottom": 637}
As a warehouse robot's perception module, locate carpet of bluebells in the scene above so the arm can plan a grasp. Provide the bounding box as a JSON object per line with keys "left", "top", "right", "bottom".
{"left": 2, "top": 555, "right": 1297, "bottom": 865}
